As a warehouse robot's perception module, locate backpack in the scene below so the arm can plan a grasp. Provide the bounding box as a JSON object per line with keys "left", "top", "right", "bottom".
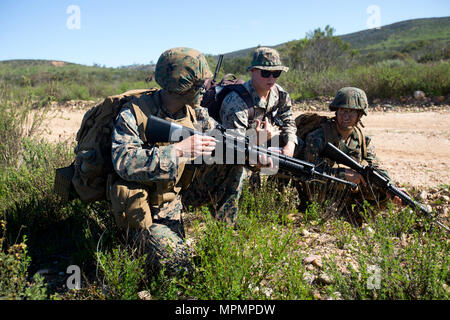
{"left": 54, "top": 88, "right": 158, "bottom": 203}
{"left": 295, "top": 113, "right": 367, "bottom": 158}
{"left": 201, "top": 74, "right": 255, "bottom": 122}
{"left": 295, "top": 113, "right": 332, "bottom": 142}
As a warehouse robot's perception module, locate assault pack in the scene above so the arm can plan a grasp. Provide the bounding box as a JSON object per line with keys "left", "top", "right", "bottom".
{"left": 54, "top": 88, "right": 158, "bottom": 203}
{"left": 201, "top": 54, "right": 287, "bottom": 126}
{"left": 201, "top": 73, "right": 254, "bottom": 122}
{"left": 295, "top": 113, "right": 367, "bottom": 158}
{"left": 201, "top": 54, "right": 257, "bottom": 123}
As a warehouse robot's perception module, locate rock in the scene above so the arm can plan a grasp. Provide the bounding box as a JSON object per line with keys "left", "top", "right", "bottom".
{"left": 316, "top": 273, "right": 334, "bottom": 285}
{"left": 382, "top": 104, "right": 393, "bottom": 109}
{"left": 414, "top": 91, "right": 426, "bottom": 100}
{"left": 313, "top": 291, "right": 322, "bottom": 300}
{"left": 444, "top": 283, "right": 450, "bottom": 294}
{"left": 400, "top": 233, "right": 408, "bottom": 248}
{"left": 301, "top": 229, "right": 311, "bottom": 237}
{"left": 138, "top": 291, "right": 152, "bottom": 300}
{"left": 302, "top": 272, "right": 316, "bottom": 285}
{"left": 362, "top": 224, "right": 375, "bottom": 234}
{"left": 419, "top": 190, "right": 428, "bottom": 201}
{"left": 433, "top": 96, "right": 445, "bottom": 104}
{"left": 304, "top": 255, "right": 320, "bottom": 264}
{"left": 328, "top": 291, "right": 343, "bottom": 300}
{"left": 312, "top": 258, "right": 323, "bottom": 269}
{"left": 35, "top": 269, "right": 52, "bottom": 276}
{"left": 286, "top": 213, "right": 297, "bottom": 222}
{"left": 442, "top": 195, "right": 449, "bottom": 203}
{"left": 303, "top": 255, "right": 323, "bottom": 269}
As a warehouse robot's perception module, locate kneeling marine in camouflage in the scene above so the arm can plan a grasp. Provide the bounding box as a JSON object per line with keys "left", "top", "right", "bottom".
{"left": 109, "top": 47, "right": 245, "bottom": 275}
{"left": 297, "top": 87, "right": 400, "bottom": 224}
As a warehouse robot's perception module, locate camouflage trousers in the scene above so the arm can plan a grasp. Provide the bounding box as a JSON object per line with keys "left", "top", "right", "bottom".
{"left": 182, "top": 164, "right": 247, "bottom": 225}
{"left": 107, "top": 163, "right": 246, "bottom": 275}
{"left": 107, "top": 177, "right": 191, "bottom": 275}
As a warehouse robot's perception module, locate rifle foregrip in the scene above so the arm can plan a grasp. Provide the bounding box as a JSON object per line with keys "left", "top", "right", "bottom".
{"left": 145, "top": 115, "right": 200, "bottom": 144}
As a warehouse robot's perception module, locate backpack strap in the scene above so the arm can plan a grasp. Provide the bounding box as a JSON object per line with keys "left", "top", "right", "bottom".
{"left": 217, "top": 84, "right": 255, "bottom": 121}
{"left": 129, "top": 91, "right": 161, "bottom": 144}
{"left": 321, "top": 120, "right": 340, "bottom": 148}
{"left": 265, "top": 86, "right": 286, "bottom": 127}
{"left": 321, "top": 120, "right": 367, "bottom": 160}
{"left": 354, "top": 125, "right": 367, "bottom": 159}
{"left": 129, "top": 91, "right": 197, "bottom": 145}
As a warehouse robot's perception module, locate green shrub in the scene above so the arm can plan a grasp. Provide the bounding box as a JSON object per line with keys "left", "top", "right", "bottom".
{"left": 96, "top": 246, "right": 147, "bottom": 300}
{"left": 277, "top": 60, "right": 450, "bottom": 100}
{"left": 325, "top": 206, "right": 449, "bottom": 299}
{"left": 0, "top": 231, "right": 48, "bottom": 300}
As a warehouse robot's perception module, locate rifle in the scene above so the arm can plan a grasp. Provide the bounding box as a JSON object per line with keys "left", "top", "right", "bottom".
{"left": 213, "top": 54, "right": 224, "bottom": 83}
{"left": 145, "top": 114, "right": 357, "bottom": 188}
{"left": 322, "top": 142, "right": 450, "bottom": 233}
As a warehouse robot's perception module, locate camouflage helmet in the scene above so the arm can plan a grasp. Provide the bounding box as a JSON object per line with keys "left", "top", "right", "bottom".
{"left": 329, "top": 87, "right": 369, "bottom": 116}
{"left": 155, "top": 47, "right": 212, "bottom": 94}
{"left": 247, "top": 47, "right": 289, "bottom": 72}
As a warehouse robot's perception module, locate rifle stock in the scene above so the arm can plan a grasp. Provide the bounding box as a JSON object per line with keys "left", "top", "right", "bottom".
{"left": 323, "top": 142, "right": 450, "bottom": 233}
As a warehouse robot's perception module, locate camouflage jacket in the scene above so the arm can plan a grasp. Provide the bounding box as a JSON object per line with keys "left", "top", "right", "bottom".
{"left": 112, "top": 96, "right": 183, "bottom": 184}
{"left": 219, "top": 79, "right": 297, "bottom": 146}
{"left": 300, "top": 120, "right": 388, "bottom": 180}
{"left": 111, "top": 90, "right": 219, "bottom": 184}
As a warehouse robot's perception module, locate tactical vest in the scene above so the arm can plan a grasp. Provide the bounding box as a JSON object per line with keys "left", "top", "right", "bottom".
{"left": 128, "top": 91, "right": 197, "bottom": 206}
{"left": 321, "top": 120, "right": 367, "bottom": 166}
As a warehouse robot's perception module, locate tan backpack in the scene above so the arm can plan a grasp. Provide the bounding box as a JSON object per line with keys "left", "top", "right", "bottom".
{"left": 54, "top": 88, "right": 158, "bottom": 203}
{"left": 295, "top": 112, "right": 367, "bottom": 158}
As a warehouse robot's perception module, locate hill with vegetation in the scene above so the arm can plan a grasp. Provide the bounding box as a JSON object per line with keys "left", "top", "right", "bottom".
{"left": 0, "top": 59, "right": 157, "bottom": 103}
{"left": 219, "top": 16, "right": 450, "bottom": 60}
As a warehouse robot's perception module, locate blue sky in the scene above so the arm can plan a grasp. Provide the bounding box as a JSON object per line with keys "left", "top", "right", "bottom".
{"left": 0, "top": 0, "right": 449, "bottom": 67}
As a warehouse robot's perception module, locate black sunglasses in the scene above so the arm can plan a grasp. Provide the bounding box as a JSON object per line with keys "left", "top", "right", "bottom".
{"left": 260, "top": 70, "right": 282, "bottom": 78}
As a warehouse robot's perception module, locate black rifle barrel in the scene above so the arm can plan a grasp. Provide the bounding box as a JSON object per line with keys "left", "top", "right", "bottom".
{"left": 323, "top": 142, "right": 450, "bottom": 233}
{"left": 213, "top": 54, "right": 224, "bottom": 83}
{"left": 145, "top": 115, "right": 356, "bottom": 187}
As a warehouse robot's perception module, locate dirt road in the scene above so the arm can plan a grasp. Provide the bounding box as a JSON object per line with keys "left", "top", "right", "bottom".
{"left": 42, "top": 106, "right": 450, "bottom": 188}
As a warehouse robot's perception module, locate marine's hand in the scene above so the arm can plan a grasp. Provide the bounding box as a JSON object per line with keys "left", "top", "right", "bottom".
{"left": 387, "top": 187, "right": 409, "bottom": 206}
{"left": 257, "top": 153, "right": 274, "bottom": 168}
{"left": 255, "top": 117, "right": 278, "bottom": 145}
{"left": 174, "top": 134, "right": 216, "bottom": 158}
{"left": 282, "top": 141, "right": 295, "bottom": 158}
{"left": 344, "top": 169, "right": 366, "bottom": 187}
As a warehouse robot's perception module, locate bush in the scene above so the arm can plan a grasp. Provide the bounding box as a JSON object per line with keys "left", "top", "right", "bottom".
{"left": 96, "top": 246, "right": 147, "bottom": 300}
{"left": 325, "top": 206, "right": 449, "bottom": 299}
{"left": 0, "top": 229, "right": 48, "bottom": 300}
{"left": 277, "top": 59, "right": 450, "bottom": 100}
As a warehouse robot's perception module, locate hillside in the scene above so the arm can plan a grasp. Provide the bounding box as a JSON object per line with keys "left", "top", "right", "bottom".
{"left": 220, "top": 16, "right": 450, "bottom": 58}
{"left": 341, "top": 17, "right": 450, "bottom": 53}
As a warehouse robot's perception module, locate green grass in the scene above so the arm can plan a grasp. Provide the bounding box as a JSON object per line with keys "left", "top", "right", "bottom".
{"left": 277, "top": 59, "right": 450, "bottom": 99}
{"left": 0, "top": 60, "right": 158, "bottom": 103}
{"left": 0, "top": 87, "right": 448, "bottom": 300}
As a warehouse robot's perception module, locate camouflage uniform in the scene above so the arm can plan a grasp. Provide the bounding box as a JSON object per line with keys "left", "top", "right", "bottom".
{"left": 219, "top": 47, "right": 297, "bottom": 148}
{"left": 219, "top": 48, "right": 298, "bottom": 188}
{"left": 301, "top": 122, "right": 385, "bottom": 180}
{"left": 109, "top": 48, "right": 245, "bottom": 275}
{"left": 297, "top": 88, "right": 390, "bottom": 223}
